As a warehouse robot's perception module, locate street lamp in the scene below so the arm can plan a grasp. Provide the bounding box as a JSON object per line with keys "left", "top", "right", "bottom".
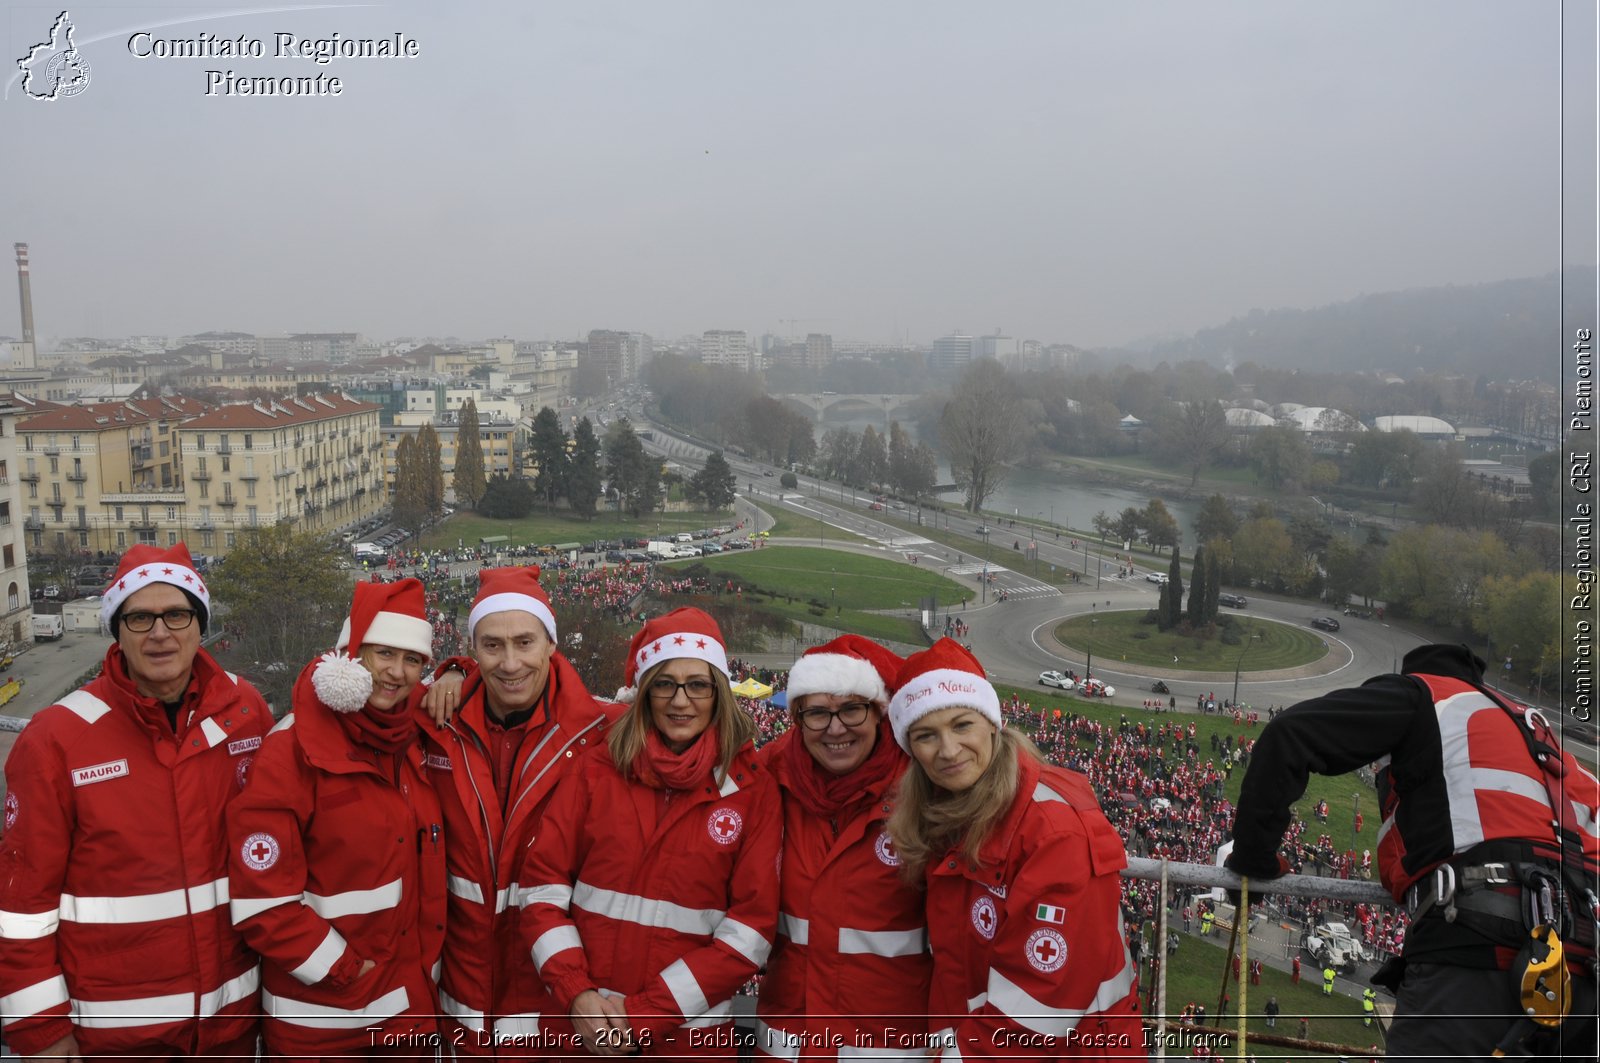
{"left": 1232, "top": 633, "right": 1261, "bottom": 707}
{"left": 1086, "top": 618, "right": 1097, "bottom": 679}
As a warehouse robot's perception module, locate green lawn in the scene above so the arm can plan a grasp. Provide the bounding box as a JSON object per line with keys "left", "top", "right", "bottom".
{"left": 760, "top": 505, "right": 872, "bottom": 546}
{"left": 1053, "top": 612, "right": 1328, "bottom": 674}
{"left": 418, "top": 508, "right": 740, "bottom": 551}
{"left": 673, "top": 546, "right": 969, "bottom": 645}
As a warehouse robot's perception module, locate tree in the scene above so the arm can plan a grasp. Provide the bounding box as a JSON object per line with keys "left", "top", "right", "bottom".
{"left": 392, "top": 435, "right": 426, "bottom": 530}
{"left": 1474, "top": 572, "right": 1560, "bottom": 692}
{"left": 603, "top": 419, "right": 659, "bottom": 518}
{"left": 478, "top": 473, "right": 535, "bottom": 519}
{"left": 779, "top": 471, "right": 798, "bottom": 489}
{"left": 817, "top": 428, "right": 858, "bottom": 482}
{"left": 1114, "top": 507, "right": 1144, "bottom": 545}
{"left": 1194, "top": 494, "right": 1238, "bottom": 544}
{"left": 416, "top": 424, "right": 444, "bottom": 518}
{"left": 453, "top": 399, "right": 488, "bottom": 509}
{"left": 1165, "top": 549, "right": 1185, "bottom": 630}
{"left": 1143, "top": 498, "right": 1180, "bottom": 554}
{"left": 528, "top": 407, "right": 570, "bottom": 512}
{"left": 1187, "top": 544, "right": 1209, "bottom": 627}
{"left": 210, "top": 525, "right": 351, "bottom": 712}
{"left": 1092, "top": 511, "right": 1117, "bottom": 541}
{"left": 854, "top": 425, "right": 888, "bottom": 488}
{"left": 940, "top": 360, "right": 1024, "bottom": 512}
{"left": 1249, "top": 426, "right": 1312, "bottom": 492}
{"left": 1158, "top": 399, "right": 1230, "bottom": 491}
{"left": 687, "top": 452, "right": 738, "bottom": 511}
{"left": 567, "top": 417, "right": 603, "bottom": 518}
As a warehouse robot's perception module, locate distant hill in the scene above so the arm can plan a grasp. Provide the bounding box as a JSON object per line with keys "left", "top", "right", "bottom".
{"left": 1128, "top": 267, "right": 1592, "bottom": 381}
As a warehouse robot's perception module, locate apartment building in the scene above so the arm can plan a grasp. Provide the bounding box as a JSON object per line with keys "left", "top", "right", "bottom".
{"left": 0, "top": 395, "right": 33, "bottom": 645}
{"left": 175, "top": 393, "right": 385, "bottom": 553}
{"left": 382, "top": 421, "right": 516, "bottom": 504}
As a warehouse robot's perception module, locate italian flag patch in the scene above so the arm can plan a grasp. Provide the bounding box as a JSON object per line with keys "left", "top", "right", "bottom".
{"left": 1035, "top": 903, "right": 1066, "bottom": 924}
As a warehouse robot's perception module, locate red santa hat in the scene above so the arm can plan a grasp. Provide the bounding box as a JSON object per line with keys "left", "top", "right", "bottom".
{"left": 618, "top": 607, "right": 728, "bottom": 702}
{"left": 785, "top": 633, "right": 903, "bottom": 706}
{"left": 99, "top": 543, "right": 210, "bottom": 635}
{"left": 312, "top": 577, "right": 434, "bottom": 713}
{"left": 468, "top": 565, "right": 557, "bottom": 642}
{"left": 887, "top": 638, "right": 1002, "bottom": 751}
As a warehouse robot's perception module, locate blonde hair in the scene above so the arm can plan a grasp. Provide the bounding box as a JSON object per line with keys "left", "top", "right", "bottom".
{"left": 608, "top": 662, "right": 755, "bottom": 784}
{"left": 887, "top": 727, "right": 1043, "bottom": 881}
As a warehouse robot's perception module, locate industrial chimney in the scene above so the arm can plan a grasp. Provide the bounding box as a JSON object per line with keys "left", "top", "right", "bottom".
{"left": 14, "top": 242, "right": 36, "bottom": 369}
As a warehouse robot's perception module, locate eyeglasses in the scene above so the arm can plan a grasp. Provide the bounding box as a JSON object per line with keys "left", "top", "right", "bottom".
{"left": 647, "top": 678, "right": 717, "bottom": 701}
{"left": 121, "top": 608, "right": 199, "bottom": 633}
{"left": 795, "top": 701, "right": 874, "bottom": 732}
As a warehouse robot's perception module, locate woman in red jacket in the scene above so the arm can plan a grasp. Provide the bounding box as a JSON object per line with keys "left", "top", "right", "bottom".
{"left": 886, "top": 640, "right": 1144, "bottom": 1060}
{"left": 228, "top": 578, "right": 447, "bottom": 1061}
{"left": 755, "top": 634, "right": 933, "bottom": 1060}
{"left": 518, "top": 607, "right": 780, "bottom": 1059}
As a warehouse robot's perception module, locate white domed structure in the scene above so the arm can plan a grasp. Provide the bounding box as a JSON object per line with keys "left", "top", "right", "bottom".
{"left": 1225, "top": 407, "right": 1278, "bottom": 428}
{"left": 1373, "top": 414, "right": 1456, "bottom": 438}
{"left": 1280, "top": 407, "right": 1365, "bottom": 434}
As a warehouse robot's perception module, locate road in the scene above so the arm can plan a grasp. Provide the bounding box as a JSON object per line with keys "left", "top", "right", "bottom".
{"left": 0, "top": 629, "right": 118, "bottom": 791}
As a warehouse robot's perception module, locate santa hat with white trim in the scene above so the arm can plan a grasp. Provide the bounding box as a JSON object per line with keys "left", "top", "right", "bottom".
{"left": 618, "top": 607, "right": 728, "bottom": 703}
{"left": 312, "top": 577, "right": 434, "bottom": 713}
{"left": 100, "top": 543, "right": 211, "bottom": 636}
{"left": 467, "top": 566, "right": 556, "bottom": 642}
{"left": 785, "top": 633, "right": 903, "bottom": 706}
{"left": 887, "top": 637, "right": 1003, "bottom": 752}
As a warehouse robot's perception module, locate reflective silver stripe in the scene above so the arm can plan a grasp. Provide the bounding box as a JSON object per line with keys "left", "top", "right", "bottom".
{"left": 60, "top": 877, "right": 227, "bottom": 924}
{"left": 838, "top": 926, "right": 926, "bottom": 958}
{"left": 717, "top": 772, "right": 741, "bottom": 797}
{"left": 303, "top": 877, "right": 403, "bottom": 919}
{"left": 262, "top": 985, "right": 409, "bottom": 1029}
{"left": 572, "top": 881, "right": 723, "bottom": 935}
{"left": 1472, "top": 767, "right": 1552, "bottom": 809}
{"left": 441, "top": 989, "right": 487, "bottom": 1033}
{"left": 58, "top": 689, "right": 113, "bottom": 724}
{"left": 74, "top": 991, "right": 192, "bottom": 1028}
{"left": 199, "top": 966, "right": 260, "bottom": 1018}
{"left": 0, "top": 906, "right": 59, "bottom": 939}
{"left": 840, "top": 1044, "right": 933, "bottom": 1059}
{"left": 1435, "top": 690, "right": 1497, "bottom": 849}
{"left": 495, "top": 1013, "right": 542, "bottom": 1041}
{"left": 518, "top": 882, "right": 573, "bottom": 910}
{"left": 1574, "top": 800, "right": 1600, "bottom": 839}
{"left": 984, "top": 955, "right": 1137, "bottom": 1037}
{"left": 754, "top": 1019, "right": 802, "bottom": 1060}
{"left": 531, "top": 924, "right": 583, "bottom": 973}
{"left": 713, "top": 917, "right": 770, "bottom": 966}
{"left": 447, "top": 874, "right": 484, "bottom": 904}
{"left": 965, "top": 991, "right": 988, "bottom": 1010}
{"left": 199, "top": 716, "right": 228, "bottom": 748}
{"left": 660, "top": 957, "right": 708, "bottom": 1020}
{"left": 289, "top": 926, "right": 347, "bottom": 985}
{"left": 1, "top": 974, "right": 68, "bottom": 1018}
{"left": 231, "top": 893, "right": 297, "bottom": 923}
{"left": 777, "top": 911, "right": 809, "bottom": 945}
{"left": 679, "top": 996, "right": 732, "bottom": 1028}
{"left": 1033, "top": 783, "right": 1067, "bottom": 805}
{"left": 931, "top": 1029, "right": 961, "bottom": 1061}
{"left": 432, "top": 958, "right": 442, "bottom": 983}
{"left": 269, "top": 713, "right": 296, "bottom": 734}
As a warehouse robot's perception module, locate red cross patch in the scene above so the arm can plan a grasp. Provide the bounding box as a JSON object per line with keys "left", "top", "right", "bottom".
{"left": 874, "top": 830, "right": 901, "bottom": 867}
{"left": 241, "top": 831, "right": 280, "bottom": 871}
{"left": 1026, "top": 928, "right": 1068, "bottom": 973}
{"left": 707, "top": 807, "right": 743, "bottom": 845}
{"left": 971, "top": 895, "right": 997, "bottom": 940}
{"left": 3, "top": 792, "right": 17, "bottom": 832}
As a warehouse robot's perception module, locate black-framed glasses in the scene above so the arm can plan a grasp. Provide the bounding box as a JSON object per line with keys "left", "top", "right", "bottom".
{"left": 795, "top": 701, "right": 873, "bottom": 732}
{"left": 121, "top": 608, "right": 198, "bottom": 633}
{"left": 647, "top": 678, "right": 717, "bottom": 701}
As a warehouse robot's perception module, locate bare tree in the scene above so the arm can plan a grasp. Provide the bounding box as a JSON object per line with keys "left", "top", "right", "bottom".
{"left": 1158, "top": 399, "right": 1230, "bottom": 492}
{"left": 939, "top": 360, "right": 1024, "bottom": 513}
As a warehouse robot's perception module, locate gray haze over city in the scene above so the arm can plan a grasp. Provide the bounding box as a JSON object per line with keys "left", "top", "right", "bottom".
{"left": 3, "top": 0, "right": 1596, "bottom": 352}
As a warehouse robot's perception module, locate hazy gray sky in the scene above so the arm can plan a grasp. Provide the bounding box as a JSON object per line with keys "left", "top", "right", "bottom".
{"left": 3, "top": 0, "right": 1595, "bottom": 349}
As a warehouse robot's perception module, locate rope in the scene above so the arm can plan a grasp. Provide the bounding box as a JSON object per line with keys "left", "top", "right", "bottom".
{"left": 1155, "top": 857, "right": 1170, "bottom": 1059}
{"left": 1217, "top": 898, "right": 1240, "bottom": 1029}
{"left": 1237, "top": 876, "right": 1249, "bottom": 1056}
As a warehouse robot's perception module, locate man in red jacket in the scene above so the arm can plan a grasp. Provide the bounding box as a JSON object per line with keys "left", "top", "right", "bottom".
{"left": 419, "top": 566, "right": 621, "bottom": 1056}
{"left": 0, "top": 544, "right": 271, "bottom": 1061}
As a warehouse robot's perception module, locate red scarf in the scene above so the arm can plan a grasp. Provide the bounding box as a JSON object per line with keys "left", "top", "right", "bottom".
{"left": 782, "top": 719, "right": 903, "bottom": 819}
{"left": 337, "top": 697, "right": 419, "bottom": 755}
{"left": 635, "top": 725, "right": 720, "bottom": 790}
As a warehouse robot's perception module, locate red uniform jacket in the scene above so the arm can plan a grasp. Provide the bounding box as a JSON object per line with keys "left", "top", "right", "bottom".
{"left": 755, "top": 730, "right": 932, "bottom": 1060}
{"left": 417, "top": 652, "right": 621, "bottom": 1054}
{"left": 226, "top": 662, "right": 446, "bottom": 1056}
{"left": 926, "top": 754, "right": 1143, "bottom": 1059}
{"left": 519, "top": 740, "right": 781, "bottom": 1057}
{"left": 0, "top": 646, "right": 269, "bottom": 1057}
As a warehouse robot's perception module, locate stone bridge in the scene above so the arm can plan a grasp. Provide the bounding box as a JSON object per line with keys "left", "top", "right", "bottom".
{"left": 774, "top": 393, "right": 921, "bottom": 423}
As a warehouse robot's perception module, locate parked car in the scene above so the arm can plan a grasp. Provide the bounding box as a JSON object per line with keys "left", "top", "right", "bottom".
{"left": 1038, "top": 670, "right": 1075, "bottom": 691}
{"left": 1218, "top": 593, "right": 1248, "bottom": 608}
{"left": 1146, "top": 573, "right": 1168, "bottom": 584}
{"left": 1078, "top": 677, "right": 1116, "bottom": 698}
{"left": 604, "top": 550, "right": 626, "bottom": 563}
{"left": 1311, "top": 616, "right": 1341, "bottom": 632}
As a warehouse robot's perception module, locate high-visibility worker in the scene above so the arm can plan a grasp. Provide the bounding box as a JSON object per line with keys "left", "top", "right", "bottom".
{"left": 1363, "top": 987, "right": 1377, "bottom": 1027}
{"left": 1200, "top": 909, "right": 1215, "bottom": 936}
{"left": 1323, "top": 966, "right": 1336, "bottom": 996}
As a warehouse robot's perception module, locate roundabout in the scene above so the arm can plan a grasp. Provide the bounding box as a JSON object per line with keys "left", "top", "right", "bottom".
{"left": 1051, "top": 612, "right": 1331, "bottom": 675}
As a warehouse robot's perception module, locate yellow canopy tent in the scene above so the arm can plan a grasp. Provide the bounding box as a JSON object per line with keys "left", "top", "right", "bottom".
{"left": 730, "top": 677, "right": 774, "bottom": 700}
